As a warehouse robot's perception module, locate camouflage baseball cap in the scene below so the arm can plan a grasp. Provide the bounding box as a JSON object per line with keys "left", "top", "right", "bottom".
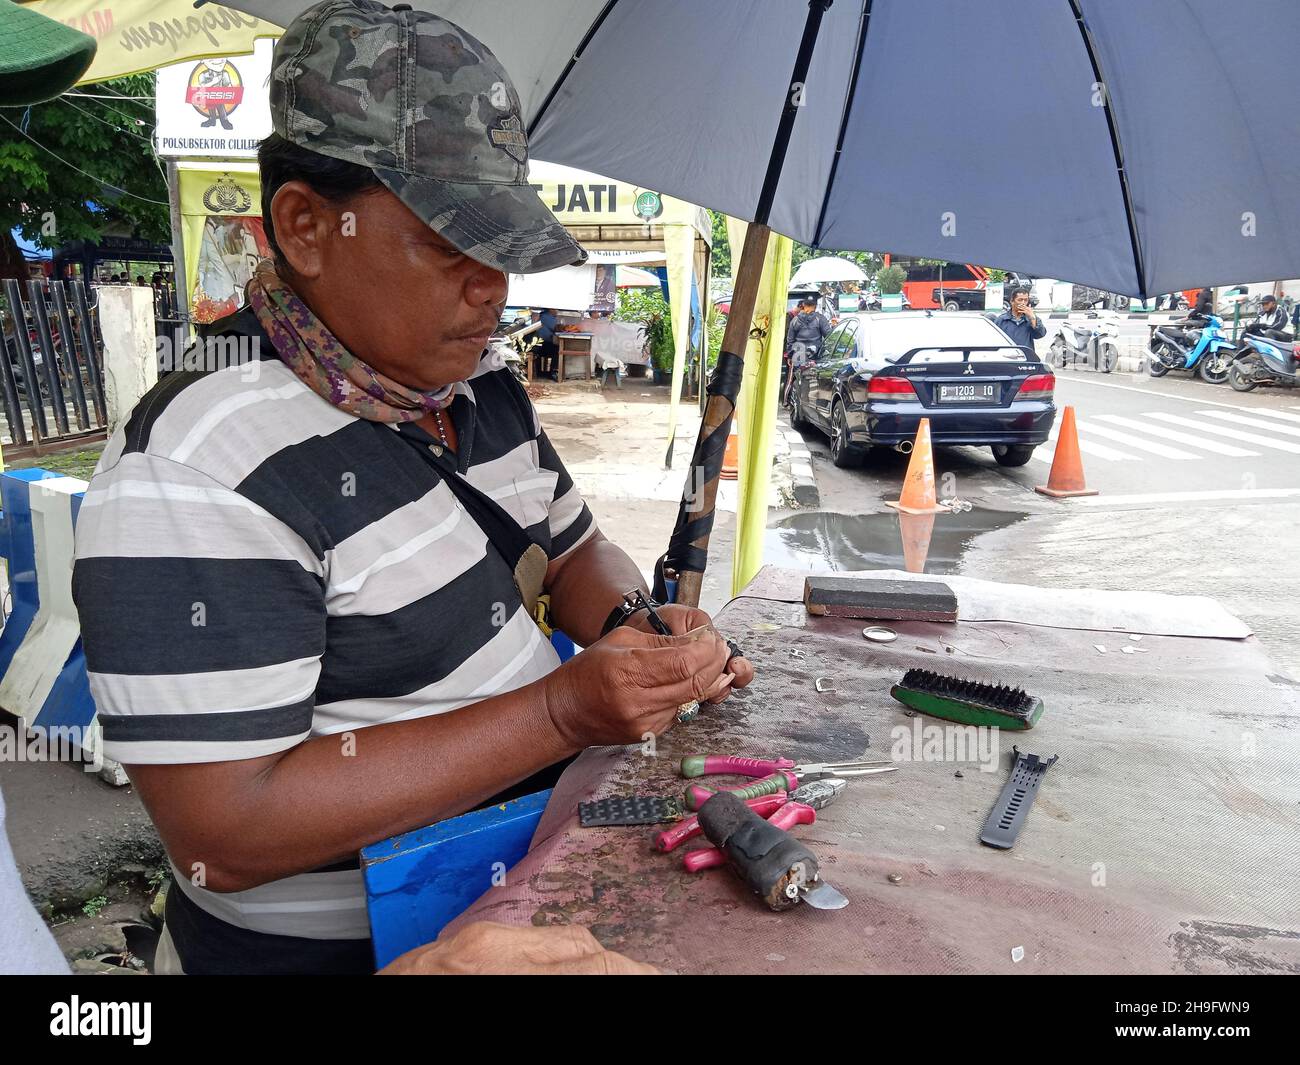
{"left": 270, "top": 0, "right": 585, "bottom": 274}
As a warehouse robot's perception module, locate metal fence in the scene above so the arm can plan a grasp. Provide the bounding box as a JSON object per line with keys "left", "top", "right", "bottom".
{"left": 0, "top": 278, "right": 108, "bottom": 453}
{"left": 0, "top": 279, "right": 187, "bottom": 455}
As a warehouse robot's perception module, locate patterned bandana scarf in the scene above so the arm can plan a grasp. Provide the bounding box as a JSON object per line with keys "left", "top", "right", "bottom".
{"left": 246, "top": 262, "right": 455, "bottom": 423}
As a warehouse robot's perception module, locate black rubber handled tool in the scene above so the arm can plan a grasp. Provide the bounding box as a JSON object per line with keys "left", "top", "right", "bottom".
{"left": 697, "top": 791, "right": 847, "bottom": 911}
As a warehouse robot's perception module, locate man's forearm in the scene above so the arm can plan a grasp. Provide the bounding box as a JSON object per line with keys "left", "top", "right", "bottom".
{"left": 130, "top": 680, "right": 577, "bottom": 894}
{"left": 546, "top": 531, "right": 648, "bottom": 646}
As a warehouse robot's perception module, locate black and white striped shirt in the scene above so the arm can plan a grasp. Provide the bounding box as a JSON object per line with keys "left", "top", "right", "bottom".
{"left": 71, "top": 308, "right": 595, "bottom": 955}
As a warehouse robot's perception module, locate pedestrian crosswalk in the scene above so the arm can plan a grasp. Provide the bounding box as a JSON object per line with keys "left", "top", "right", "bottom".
{"left": 1029, "top": 407, "right": 1300, "bottom": 465}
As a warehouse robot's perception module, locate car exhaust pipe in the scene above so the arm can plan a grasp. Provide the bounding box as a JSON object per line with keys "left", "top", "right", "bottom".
{"left": 895, "top": 440, "right": 913, "bottom": 455}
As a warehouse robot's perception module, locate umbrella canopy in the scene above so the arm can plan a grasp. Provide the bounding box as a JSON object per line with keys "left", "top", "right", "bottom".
{"left": 230, "top": 0, "right": 1300, "bottom": 298}
{"left": 790, "top": 255, "right": 867, "bottom": 287}
{"left": 616, "top": 265, "right": 662, "bottom": 288}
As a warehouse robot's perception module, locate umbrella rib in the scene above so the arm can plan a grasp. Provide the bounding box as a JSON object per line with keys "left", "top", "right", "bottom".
{"left": 812, "top": 0, "right": 875, "bottom": 248}
{"left": 1068, "top": 0, "right": 1147, "bottom": 299}
{"left": 526, "top": 0, "right": 620, "bottom": 138}
{"left": 755, "top": 0, "right": 835, "bottom": 225}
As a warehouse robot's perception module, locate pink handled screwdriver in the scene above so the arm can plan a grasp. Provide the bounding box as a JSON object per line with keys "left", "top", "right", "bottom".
{"left": 683, "top": 801, "right": 817, "bottom": 873}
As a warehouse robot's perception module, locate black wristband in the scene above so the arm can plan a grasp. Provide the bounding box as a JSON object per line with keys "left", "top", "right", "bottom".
{"left": 600, "top": 594, "right": 660, "bottom": 638}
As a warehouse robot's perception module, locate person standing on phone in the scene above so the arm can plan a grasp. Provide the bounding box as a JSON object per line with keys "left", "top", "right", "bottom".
{"left": 994, "top": 288, "right": 1047, "bottom": 353}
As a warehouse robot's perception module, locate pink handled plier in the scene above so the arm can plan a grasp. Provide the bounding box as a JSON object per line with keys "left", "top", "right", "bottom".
{"left": 678, "top": 752, "right": 895, "bottom": 811}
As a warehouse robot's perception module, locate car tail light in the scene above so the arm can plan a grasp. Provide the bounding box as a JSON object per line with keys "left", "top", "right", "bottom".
{"left": 1017, "top": 373, "right": 1055, "bottom": 398}
{"left": 866, "top": 376, "right": 916, "bottom": 399}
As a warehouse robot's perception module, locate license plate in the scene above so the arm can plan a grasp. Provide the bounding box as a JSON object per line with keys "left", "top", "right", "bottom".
{"left": 936, "top": 382, "right": 997, "bottom": 403}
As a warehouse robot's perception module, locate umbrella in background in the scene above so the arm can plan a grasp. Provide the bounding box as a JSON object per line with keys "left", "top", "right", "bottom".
{"left": 615, "top": 265, "right": 662, "bottom": 288}
{"left": 224, "top": 0, "right": 1300, "bottom": 604}
{"left": 790, "top": 255, "right": 867, "bottom": 288}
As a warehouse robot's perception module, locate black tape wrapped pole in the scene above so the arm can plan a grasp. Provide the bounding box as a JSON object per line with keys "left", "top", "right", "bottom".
{"left": 658, "top": 0, "right": 833, "bottom": 608}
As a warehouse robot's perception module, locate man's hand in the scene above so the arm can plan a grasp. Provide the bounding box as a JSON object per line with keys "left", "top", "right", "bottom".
{"left": 624, "top": 603, "right": 756, "bottom": 700}
{"left": 542, "top": 623, "right": 731, "bottom": 747}
{"left": 378, "top": 922, "right": 658, "bottom": 975}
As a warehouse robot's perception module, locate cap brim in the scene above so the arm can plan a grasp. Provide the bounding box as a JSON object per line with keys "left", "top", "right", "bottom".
{"left": 372, "top": 167, "right": 587, "bottom": 275}
{"left": 0, "top": 0, "right": 97, "bottom": 105}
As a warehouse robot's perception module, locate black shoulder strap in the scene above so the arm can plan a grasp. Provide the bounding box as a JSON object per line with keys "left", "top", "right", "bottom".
{"left": 391, "top": 424, "right": 535, "bottom": 573}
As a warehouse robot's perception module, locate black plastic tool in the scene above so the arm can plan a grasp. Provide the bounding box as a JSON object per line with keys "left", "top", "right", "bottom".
{"left": 697, "top": 791, "right": 847, "bottom": 910}
{"left": 979, "top": 746, "right": 1059, "bottom": 849}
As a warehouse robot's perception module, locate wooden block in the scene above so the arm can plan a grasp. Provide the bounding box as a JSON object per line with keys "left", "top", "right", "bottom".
{"left": 803, "top": 576, "right": 958, "bottom": 622}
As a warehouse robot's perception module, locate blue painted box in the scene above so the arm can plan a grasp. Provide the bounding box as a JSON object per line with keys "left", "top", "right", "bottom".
{"left": 361, "top": 788, "right": 551, "bottom": 969}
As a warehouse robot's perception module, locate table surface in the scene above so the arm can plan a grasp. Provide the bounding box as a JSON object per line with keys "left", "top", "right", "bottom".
{"left": 455, "top": 568, "right": 1300, "bottom": 974}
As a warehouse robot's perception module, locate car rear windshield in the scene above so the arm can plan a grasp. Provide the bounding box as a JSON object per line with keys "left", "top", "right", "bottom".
{"left": 870, "top": 316, "right": 1024, "bottom": 363}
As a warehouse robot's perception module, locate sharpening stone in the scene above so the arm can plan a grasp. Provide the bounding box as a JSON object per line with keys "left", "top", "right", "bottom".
{"left": 803, "top": 577, "right": 958, "bottom": 623}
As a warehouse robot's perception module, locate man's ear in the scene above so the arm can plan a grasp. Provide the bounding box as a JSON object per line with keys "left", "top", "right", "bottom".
{"left": 269, "top": 181, "right": 333, "bottom": 280}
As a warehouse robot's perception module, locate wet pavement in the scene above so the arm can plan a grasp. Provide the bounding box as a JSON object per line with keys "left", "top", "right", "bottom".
{"left": 765, "top": 507, "right": 1027, "bottom": 574}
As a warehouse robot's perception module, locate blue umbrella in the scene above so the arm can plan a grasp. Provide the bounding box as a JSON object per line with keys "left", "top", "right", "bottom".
{"left": 226, "top": 0, "right": 1300, "bottom": 601}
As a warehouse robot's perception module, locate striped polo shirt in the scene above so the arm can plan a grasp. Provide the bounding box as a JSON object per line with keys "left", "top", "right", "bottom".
{"left": 71, "top": 308, "right": 595, "bottom": 964}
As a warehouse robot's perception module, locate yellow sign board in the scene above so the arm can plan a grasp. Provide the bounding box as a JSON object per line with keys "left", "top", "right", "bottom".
{"left": 26, "top": 0, "right": 279, "bottom": 84}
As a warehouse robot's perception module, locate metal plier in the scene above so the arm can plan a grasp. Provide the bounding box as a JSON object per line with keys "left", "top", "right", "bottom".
{"left": 679, "top": 753, "right": 895, "bottom": 810}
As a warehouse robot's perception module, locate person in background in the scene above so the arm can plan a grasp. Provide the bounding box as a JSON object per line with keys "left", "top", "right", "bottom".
{"left": 784, "top": 296, "right": 831, "bottom": 405}
{"left": 1192, "top": 287, "right": 1214, "bottom": 317}
{"left": 1243, "top": 292, "right": 1290, "bottom": 341}
{"left": 994, "top": 287, "right": 1046, "bottom": 352}
{"left": 535, "top": 306, "right": 560, "bottom": 378}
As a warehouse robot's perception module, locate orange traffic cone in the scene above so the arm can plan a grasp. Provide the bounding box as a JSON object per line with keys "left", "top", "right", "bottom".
{"left": 720, "top": 419, "right": 739, "bottom": 480}
{"left": 897, "top": 509, "right": 936, "bottom": 573}
{"left": 885, "top": 419, "right": 951, "bottom": 514}
{"left": 1035, "top": 405, "right": 1098, "bottom": 498}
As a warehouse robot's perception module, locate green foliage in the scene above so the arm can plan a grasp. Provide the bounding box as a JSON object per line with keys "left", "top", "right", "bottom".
{"left": 0, "top": 74, "right": 169, "bottom": 275}
{"left": 705, "top": 302, "right": 726, "bottom": 370}
{"left": 82, "top": 895, "right": 108, "bottom": 918}
{"left": 614, "top": 287, "right": 675, "bottom": 371}
{"left": 985, "top": 268, "right": 1007, "bottom": 282}
{"left": 876, "top": 264, "right": 907, "bottom": 294}
{"left": 708, "top": 209, "right": 883, "bottom": 290}
{"left": 708, "top": 210, "right": 731, "bottom": 278}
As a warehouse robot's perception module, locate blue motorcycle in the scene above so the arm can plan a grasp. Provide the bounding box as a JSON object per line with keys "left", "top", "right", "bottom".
{"left": 1228, "top": 331, "right": 1298, "bottom": 392}
{"left": 1147, "top": 313, "right": 1234, "bottom": 383}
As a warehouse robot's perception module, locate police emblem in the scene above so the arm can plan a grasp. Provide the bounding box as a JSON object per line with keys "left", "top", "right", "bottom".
{"left": 203, "top": 174, "right": 253, "bottom": 213}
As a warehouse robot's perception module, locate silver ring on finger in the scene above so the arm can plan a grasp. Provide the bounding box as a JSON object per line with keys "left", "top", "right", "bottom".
{"left": 675, "top": 700, "right": 700, "bottom": 723}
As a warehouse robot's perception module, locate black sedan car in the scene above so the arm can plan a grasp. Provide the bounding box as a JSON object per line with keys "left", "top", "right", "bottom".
{"left": 788, "top": 311, "right": 1056, "bottom": 468}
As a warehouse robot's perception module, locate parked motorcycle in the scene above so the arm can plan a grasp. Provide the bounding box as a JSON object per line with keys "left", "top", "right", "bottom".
{"left": 1147, "top": 313, "right": 1234, "bottom": 383}
{"left": 1049, "top": 311, "right": 1120, "bottom": 373}
{"left": 1228, "top": 331, "right": 1298, "bottom": 392}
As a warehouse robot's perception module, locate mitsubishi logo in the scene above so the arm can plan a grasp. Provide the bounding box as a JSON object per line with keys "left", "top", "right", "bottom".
{"left": 963, "top": 363, "right": 975, "bottom": 375}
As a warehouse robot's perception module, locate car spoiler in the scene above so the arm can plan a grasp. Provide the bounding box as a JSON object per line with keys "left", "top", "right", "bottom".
{"left": 888, "top": 344, "right": 1041, "bottom": 366}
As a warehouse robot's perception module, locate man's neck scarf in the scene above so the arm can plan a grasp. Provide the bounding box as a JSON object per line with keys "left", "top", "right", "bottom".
{"left": 246, "top": 263, "right": 455, "bottom": 423}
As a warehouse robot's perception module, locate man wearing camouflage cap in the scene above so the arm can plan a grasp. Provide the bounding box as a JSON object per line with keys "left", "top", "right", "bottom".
{"left": 72, "top": 0, "right": 751, "bottom": 975}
